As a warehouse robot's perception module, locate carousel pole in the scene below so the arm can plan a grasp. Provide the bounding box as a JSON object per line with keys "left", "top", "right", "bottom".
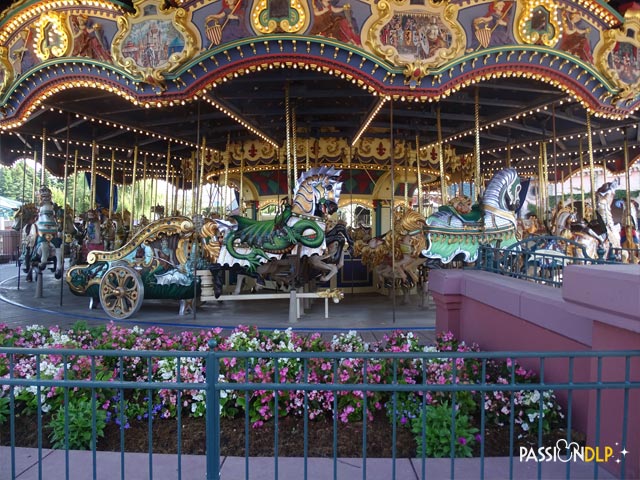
{"left": 109, "top": 150, "right": 115, "bottom": 219}
{"left": 72, "top": 150, "right": 78, "bottom": 215}
{"left": 437, "top": 106, "right": 447, "bottom": 205}
{"left": 190, "top": 151, "right": 196, "bottom": 216}
{"left": 41, "top": 128, "right": 47, "bottom": 187}
{"left": 90, "top": 141, "right": 97, "bottom": 209}
{"left": 21, "top": 151, "right": 27, "bottom": 204}
{"left": 506, "top": 143, "right": 511, "bottom": 168}
{"left": 31, "top": 151, "right": 37, "bottom": 202}
{"left": 60, "top": 116, "right": 71, "bottom": 306}
{"left": 579, "top": 138, "right": 585, "bottom": 219}
{"left": 586, "top": 113, "right": 597, "bottom": 219}
{"left": 142, "top": 154, "right": 148, "bottom": 221}
{"left": 131, "top": 146, "right": 138, "bottom": 230}
{"left": 285, "top": 87, "right": 293, "bottom": 198}
{"left": 306, "top": 138, "right": 310, "bottom": 171}
{"left": 389, "top": 98, "right": 396, "bottom": 324}
{"left": 173, "top": 170, "right": 178, "bottom": 215}
{"left": 60, "top": 140, "right": 69, "bottom": 306}
{"left": 474, "top": 87, "right": 481, "bottom": 199}
{"left": 416, "top": 134, "right": 423, "bottom": 215}
{"left": 404, "top": 143, "right": 409, "bottom": 207}
{"left": 198, "top": 138, "right": 206, "bottom": 214}
{"left": 552, "top": 105, "right": 559, "bottom": 207}
{"left": 223, "top": 152, "right": 229, "bottom": 216}
{"left": 239, "top": 154, "right": 244, "bottom": 215}
{"left": 292, "top": 106, "right": 298, "bottom": 186}
{"left": 623, "top": 127, "right": 635, "bottom": 261}
{"left": 165, "top": 144, "right": 171, "bottom": 217}
{"left": 569, "top": 165, "right": 574, "bottom": 207}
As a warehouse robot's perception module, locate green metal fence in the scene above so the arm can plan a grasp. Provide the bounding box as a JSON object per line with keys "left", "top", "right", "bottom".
{"left": 1, "top": 346, "right": 638, "bottom": 479}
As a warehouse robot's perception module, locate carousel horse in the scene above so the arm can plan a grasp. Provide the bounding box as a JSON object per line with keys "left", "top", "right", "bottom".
{"left": 79, "top": 208, "right": 105, "bottom": 263}
{"left": 422, "top": 167, "right": 521, "bottom": 264}
{"left": 11, "top": 203, "right": 39, "bottom": 280}
{"left": 216, "top": 166, "right": 342, "bottom": 272}
{"left": 306, "top": 219, "right": 354, "bottom": 283}
{"left": 14, "top": 186, "right": 65, "bottom": 280}
{"left": 354, "top": 207, "right": 427, "bottom": 293}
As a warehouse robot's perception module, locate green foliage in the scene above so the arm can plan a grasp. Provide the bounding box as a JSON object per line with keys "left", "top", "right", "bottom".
{"left": 411, "top": 402, "right": 478, "bottom": 458}
{"left": 0, "top": 396, "right": 9, "bottom": 425}
{"left": 48, "top": 398, "right": 106, "bottom": 450}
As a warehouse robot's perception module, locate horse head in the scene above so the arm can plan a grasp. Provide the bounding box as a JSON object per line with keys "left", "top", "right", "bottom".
{"left": 292, "top": 166, "right": 342, "bottom": 216}
{"left": 483, "top": 167, "right": 521, "bottom": 213}
{"left": 11, "top": 203, "right": 38, "bottom": 232}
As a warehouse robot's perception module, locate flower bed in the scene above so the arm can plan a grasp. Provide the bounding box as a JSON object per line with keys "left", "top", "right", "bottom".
{"left": 0, "top": 323, "right": 568, "bottom": 457}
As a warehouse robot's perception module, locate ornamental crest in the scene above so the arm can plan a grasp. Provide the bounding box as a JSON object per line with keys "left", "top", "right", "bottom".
{"left": 594, "top": 12, "right": 640, "bottom": 105}
{"left": 112, "top": 0, "right": 199, "bottom": 87}
{"left": 362, "top": 0, "right": 465, "bottom": 78}
{"left": 34, "top": 12, "right": 71, "bottom": 61}
{"left": 251, "top": 0, "right": 310, "bottom": 34}
{"left": 514, "top": 0, "right": 561, "bottom": 47}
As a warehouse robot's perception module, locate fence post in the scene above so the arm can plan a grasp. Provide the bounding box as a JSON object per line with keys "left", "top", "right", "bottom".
{"left": 206, "top": 340, "right": 221, "bottom": 480}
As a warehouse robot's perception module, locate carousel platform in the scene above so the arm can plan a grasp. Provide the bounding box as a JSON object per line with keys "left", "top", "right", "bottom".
{"left": 0, "top": 263, "right": 436, "bottom": 340}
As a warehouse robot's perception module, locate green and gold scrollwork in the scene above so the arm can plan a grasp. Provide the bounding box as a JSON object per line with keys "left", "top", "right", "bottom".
{"left": 112, "top": 0, "right": 200, "bottom": 87}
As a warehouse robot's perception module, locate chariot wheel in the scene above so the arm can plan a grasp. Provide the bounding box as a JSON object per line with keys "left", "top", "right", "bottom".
{"left": 99, "top": 265, "right": 144, "bottom": 319}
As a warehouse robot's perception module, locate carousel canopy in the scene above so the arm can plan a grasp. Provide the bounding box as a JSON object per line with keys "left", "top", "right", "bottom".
{"left": 0, "top": 0, "right": 639, "bottom": 190}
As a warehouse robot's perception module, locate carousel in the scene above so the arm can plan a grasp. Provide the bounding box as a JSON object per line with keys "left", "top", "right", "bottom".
{"left": 1, "top": 0, "right": 640, "bottom": 319}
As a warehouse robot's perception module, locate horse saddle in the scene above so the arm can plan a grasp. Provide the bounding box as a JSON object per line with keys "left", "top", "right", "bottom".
{"left": 437, "top": 204, "right": 483, "bottom": 224}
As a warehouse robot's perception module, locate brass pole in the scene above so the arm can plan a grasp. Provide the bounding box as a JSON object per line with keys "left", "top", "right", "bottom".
{"left": 579, "top": 138, "right": 585, "bottom": 219}
{"left": 72, "top": 150, "right": 78, "bottom": 214}
{"left": 240, "top": 154, "right": 244, "bottom": 215}
{"left": 506, "top": 143, "right": 511, "bottom": 168}
{"left": 416, "top": 134, "right": 422, "bottom": 215}
{"left": 41, "top": 128, "right": 46, "bottom": 187}
{"left": 474, "top": 87, "right": 481, "bottom": 197}
{"left": 90, "top": 141, "right": 97, "bottom": 209}
{"left": 586, "top": 113, "right": 597, "bottom": 218}
{"left": 404, "top": 145, "right": 409, "bottom": 207}
{"left": 131, "top": 145, "right": 138, "bottom": 230}
{"left": 437, "top": 106, "right": 447, "bottom": 205}
{"left": 198, "top": 138, "right": 206, "bottom": 213}
{"left": 142, "top": 154, "right": 148, "bottom": 220}
{"left": 292, "top": 106, "right": 298, "bottom": 186}
{"left": 190, "top": 151, "right": 196, "bottom": 215}
{"left": 109, "top": 150, "right": 115, "bottom": 218}
{"left": 32, "top": 151, "right": 37, "bottom": 202}
{"left": 305, "top": 138, "right": 310, "bottom": 171}
{"left": 569, "top": 166, "right": 574, "bottom": 207}
{"left": 285, "top": 85, "right": 292, "bottom": 197}
{"left": 165, "top": 144, "right": 171, "bottom": 217}
{"left": 623, "top": 128, "right": 633, "bottom": 228}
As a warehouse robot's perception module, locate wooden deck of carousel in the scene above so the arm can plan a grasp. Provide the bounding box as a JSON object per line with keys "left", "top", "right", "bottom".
{"left": 0, "top": 262, "right": 437, "bottom": 342}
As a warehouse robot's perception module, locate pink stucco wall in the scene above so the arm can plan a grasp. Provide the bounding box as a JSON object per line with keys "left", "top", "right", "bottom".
{"left": 429, "top": 265, "right": 640, "bottom": 479}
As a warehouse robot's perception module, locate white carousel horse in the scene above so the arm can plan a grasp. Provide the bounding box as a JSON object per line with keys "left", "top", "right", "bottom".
{"left": 422, "top": 168, "right": 521, "bottom": 264}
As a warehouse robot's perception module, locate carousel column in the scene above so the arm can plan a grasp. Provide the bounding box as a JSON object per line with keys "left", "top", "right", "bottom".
{"left": 437, "top": 106, "right": 447, "bottom": 206}
{"left": 473, "top": 87, "right": 481, "bottom": 199}
{"left": 587, "top": 114, "right": 597, "bottom": 219}
{"left": 579, "top": 138, "right": 586, "bottom": 219}
{"left": 198, "top": 138, "right": 206, "bottom": 215}
{"left": 32, "top": 151, "right": 37, "bottom": 203}
{"left": 35, "top": 131, "right": 47, "bottom": 299}
{"left": 131, "top": 146, "right": 138, "bottom": 230}
{"left": 72, "top": 150, "right": 78, "bottom": 216}
{"left": 109, "top": 150, "right": 115, "bottom": 218}
{"left": 165, "top": 144, "right": 171, "bottom": 217}
{"left": 142, "top": 154, "right": 148, "bottom": 221}
{"left": 623, "top": 128, "right": 636, "bottom": 262}
{"left": 90, "top": 141, "right": 97, "bottom": 209}
{"left": 41, "top": 128, "right": 47, "bottom": 187}
{"left": 416, "top": 135, "right": 423, "bottom": 215}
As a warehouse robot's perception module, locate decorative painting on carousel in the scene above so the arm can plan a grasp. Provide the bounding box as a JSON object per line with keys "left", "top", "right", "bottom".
{"left": 342, "top": 169, "right": 384, "bottom": 195}
{"left": 112, "top": 0, "right": 199, "bottom": 84}
{"left": 245, "top": 170, "right": 289, "bottom": 196}
{"left": 362, "top": 0, "right": 465, "bottom": 69}
{"left": 594, "top": 13, "right": 640, "bottom": 103}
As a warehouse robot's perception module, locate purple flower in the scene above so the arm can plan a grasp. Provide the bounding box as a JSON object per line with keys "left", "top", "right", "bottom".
{"left": 458, "top": 437, "right": 467, "bottom": 445}
{"left": 475, "top": 434, "right": 482, "bottom": 443}
{"left": 400, "top": 416, "right": 407, "bottom": 425}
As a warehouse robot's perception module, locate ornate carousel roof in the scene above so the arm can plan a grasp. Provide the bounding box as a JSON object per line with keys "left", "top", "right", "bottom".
{"left": 0, "top": 0, "right": 639, "bottom": 191}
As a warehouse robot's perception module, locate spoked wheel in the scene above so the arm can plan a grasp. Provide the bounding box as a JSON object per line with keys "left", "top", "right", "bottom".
{"left": 99, "top": 265, "right": 144, "bottom": 319}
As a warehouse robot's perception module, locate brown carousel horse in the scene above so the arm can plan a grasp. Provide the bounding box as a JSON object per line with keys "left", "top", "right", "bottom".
{"left": 354, "top": 207, "right": 426, "bottom": 296}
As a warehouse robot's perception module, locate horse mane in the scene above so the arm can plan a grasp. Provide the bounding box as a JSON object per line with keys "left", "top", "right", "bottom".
{"left": 482, "top": 167, "right": 518, "bottom": 208}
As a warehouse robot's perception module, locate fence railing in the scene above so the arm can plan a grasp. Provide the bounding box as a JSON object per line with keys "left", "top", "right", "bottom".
{"left": 474, "top": 236, "right": 621, "bottom": 287}
{"left": 1, "top": 346, "right": 639, "bottom": 479}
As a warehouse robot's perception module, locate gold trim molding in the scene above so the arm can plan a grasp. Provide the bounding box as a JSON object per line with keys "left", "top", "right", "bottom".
{"left": 34, "top": 11, "right": 71, "bottom": 61}
{"left": 514, "top": 0, "right": 561, "bottom": 47}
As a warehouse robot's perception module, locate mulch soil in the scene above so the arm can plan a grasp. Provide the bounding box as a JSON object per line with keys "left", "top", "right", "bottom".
{"left": 1, "top": 412, "right": 585, "bottom": 458}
